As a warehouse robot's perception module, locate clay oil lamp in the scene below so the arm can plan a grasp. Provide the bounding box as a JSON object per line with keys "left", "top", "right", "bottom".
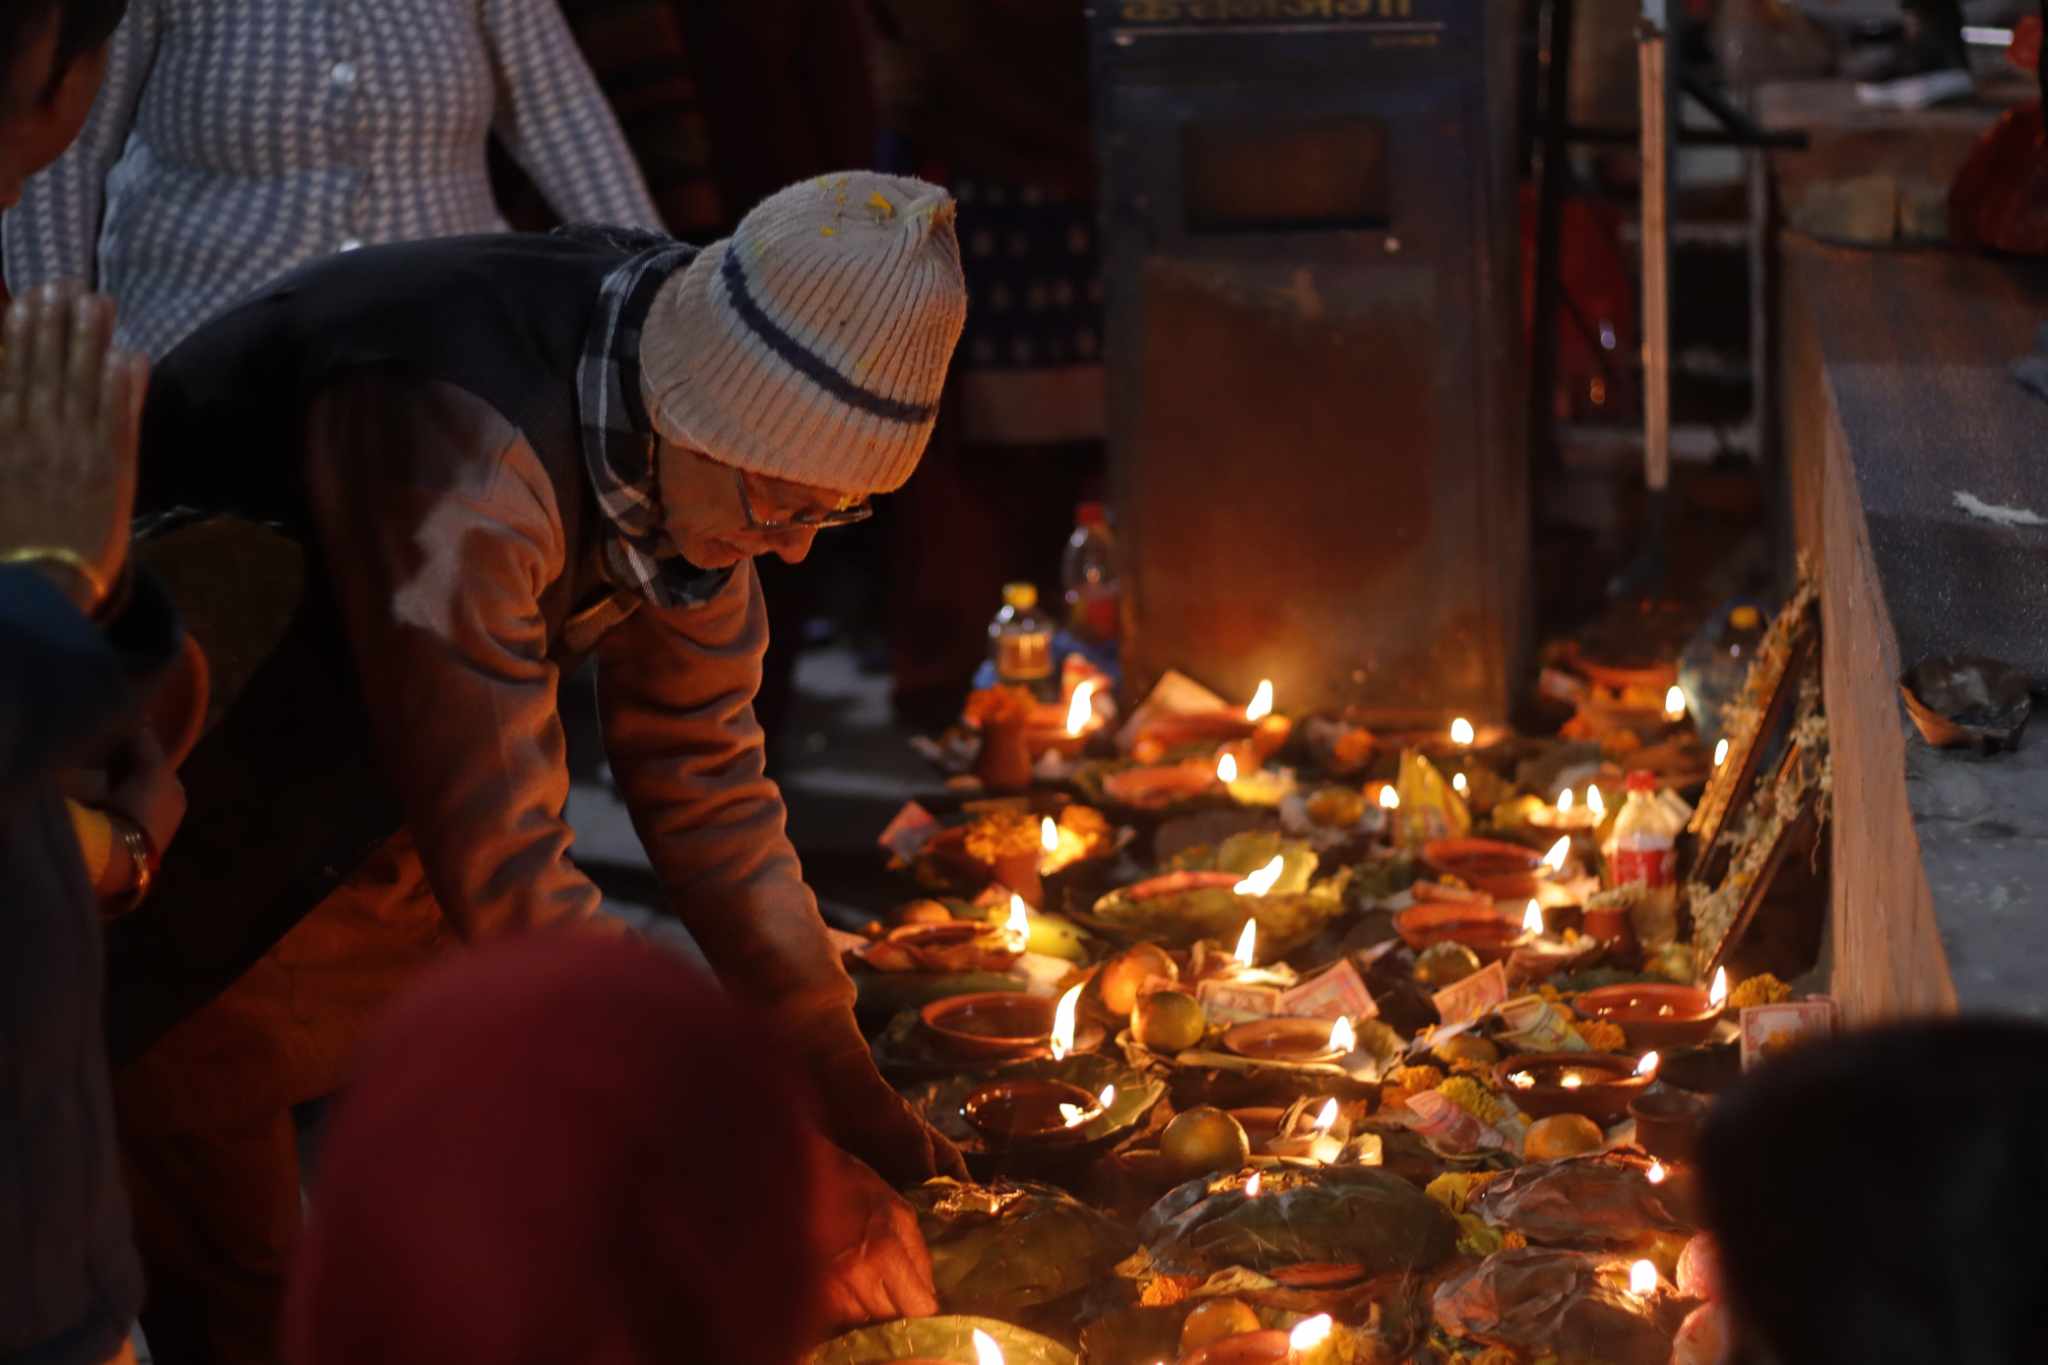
{"left": 1180, "top": 1330, "right": 1290, "bottom": 1365}
{"left": 1409, "top": 714, "right": 1509, "bottom": 760}
{"left": 1215, "top": 749, "right": 1294, "bottom": 808}
{"left": 1496, "top": 1049, "right": 1657, "bottom": 1124}
{"left": 1101, "top": 755, "right": 1225, "bottom": 810}
{"left": 1507, "top": 900, "right": 1564, "bottom": 965}
{"left": 1421, "top": 836, "right": 1557, "bottom": 901}
{"left": 1234, "top": 856, "right": 1286, "bottom": 902}
{"left": 960, "top": 1075, "right": 1117, "bottom": 1149}
{"left": 1029, "top": 680, "right": 1104, "bottom": 762}
{"left": 1240, "top": 679, "right": 1294, "bottom": 764}
{"left": 1529, "top": 784, "right": 1607, "bottom": 833}
{"left": 1523, "top": 831, "right": 1601, "bottom": 910}
{"left": 1037, "top": 815, "right": 1092, "bottom": 877}
{"left": 1630, "top": 1087, "right": 1709, "bottom": 1164}
{"left": 1393, "top": 886, "right": 1529, "bottom": 963}
{"left": 1223, "top": 1014, "right": 1356, "bottom": 1066}
{"left": 1368, "top": 783, "right": 1402, "bottom": 844}
{"left": 888, "top": 1326, "right": 1007, "bottom": 1365}
{"left": 1265, "top": 1097, "right": 1347, "bottom": 1164}
{"left": 1577, "top": 976, "right": 1724, "bottom": 1051}
{"left": 920, "top": 982, "right": 1101, "bottom": 1063}
{"left": 874, "top": 906, "right": 1025, "bottom": 975}
{"left": 1504, "top": 899, "right": 1597, "bottom": 981}
{"left": 1233, "top": 917, "right": 1261, "bottom": 969}
{"left": 1178, "top": 1313, "right": 1333, "bottom": 1365}
{"left": 1133, "top": 678, "right": 1291, "bottom": 764}
{"left": 1665, "top": 685, "right": 1689, "bottom": 726}
{"left": 1192, "top": 915, "right": 1292, "bottom": 994}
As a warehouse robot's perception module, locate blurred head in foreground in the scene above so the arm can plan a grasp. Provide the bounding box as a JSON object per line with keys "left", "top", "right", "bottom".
{"left": 1698, "top": 1018, "right": 2048, "bottom": 1365}
{"left": 285, "top": 932, "right": 824, "bottom": 1365}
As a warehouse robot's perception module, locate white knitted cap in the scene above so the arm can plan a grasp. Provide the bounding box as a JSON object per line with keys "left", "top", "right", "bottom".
{"left": 639, "top": 171, "right": 968, "bottom": 496}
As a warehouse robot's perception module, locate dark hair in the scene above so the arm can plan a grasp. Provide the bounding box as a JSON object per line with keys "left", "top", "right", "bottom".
{"left": 1698, "top": 1020, "right": 2048, "bottom": 1365}
{"left": 2, "top": 0, "right": 127, "bottom": 104}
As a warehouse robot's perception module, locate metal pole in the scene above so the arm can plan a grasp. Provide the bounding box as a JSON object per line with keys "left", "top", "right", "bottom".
{"left": 1637, "top": 12, "right": 1672, "bottom": 506}
{"left": 1528, "top": 0, "right": 1576, "bottom": 470}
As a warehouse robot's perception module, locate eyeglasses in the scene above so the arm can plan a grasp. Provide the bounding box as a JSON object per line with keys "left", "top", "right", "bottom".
{"left": 733, "top": 468, "right": 873, "bottom": 532}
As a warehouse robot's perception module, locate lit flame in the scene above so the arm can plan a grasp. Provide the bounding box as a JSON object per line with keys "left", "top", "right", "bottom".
{"left": 1714, "top": 737, "right": 1730, "bottom": 768}
{"left": 1005, "top": 895, "right": 1030, "bottom": 946}
{"left": 1246, "top": 679, "right": 1275, "bottom": 723}
{"left": 1289, "top": 1315, "right": 1334, "bottom": 1352}
{"left": 1561, "top": 1072, "right": 1584, "bottom": 1090}
{"left": 1041, "top": 817, "right": 1059, "bottom": 854}
{"left": 1452, "top": 772, "right": 1468, "bottom": 795}
{"left": 1636, "top": 1051, "right": 1661, "bottom": 1078}
{"left": 1540, "top": 836, "right": 1571, "bottom": 874}
{"left": 1059, "top": 1084, "right": 1116, "bottom": 1129}
{"left": 1217, "top": 752, "right": 1239, "bottom": 784}
{"left": 1450, "top": 717, "right": 1475, "bottom": 746}
{"left": 1049, "top": 984, "right": 1081, "bottom": 1061}
{"left": 1588, "top": 785, "right": 1607, "bottom": 819}
{"left": 1709, "top": 967, "right": 1729, "bottom": 1009}
{"left": 1509, "top": 1070, "right": 1536, "bottom": 1089}
{"left": 1665, "top": 685, "right": 1687, "bottom": 722}
{"left": 1328, "top": 1017, "right": 1356, "bottom": 1054}
{"left": 1647, "top": 1160, "right": 1667, "bottom": 1185}
{"left": 1245, "top": 1171, "right": 1263, "bottom": 1198}
{"left": 1065, "top": 680, "right": 1096, "bottom": 737}
{"left": 1630, "top": 1259, "right": 1657, "bottom": 1297}
{"left": 972, "top": 1327, "right": 1006, "bottom": 1365}
{"left": 1378, "top": 784, "right": 1401, "bottom": 811}
{"left": 1311, "top": 1098, "right": 1339, "bottom": 1133}
{"left": 1522, "top": 900, "right": 1545, "bottom": 935}
{"left": 1557, "top": 787, "right": 1575, "bottom": 815}
{"left": 1233, "top": 855, "right": 1285, "bottom": 897}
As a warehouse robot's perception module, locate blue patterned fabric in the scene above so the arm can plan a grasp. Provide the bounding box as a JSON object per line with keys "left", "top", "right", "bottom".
{"left": 3, "top": 0, "right": 664, "bottom": 360}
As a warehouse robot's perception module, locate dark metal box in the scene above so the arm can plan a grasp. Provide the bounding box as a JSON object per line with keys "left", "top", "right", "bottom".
{"left": 1092, "top": 0, "right": 1527, "bottom": 722}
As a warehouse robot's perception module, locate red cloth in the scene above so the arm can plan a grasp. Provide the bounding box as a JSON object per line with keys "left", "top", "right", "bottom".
{"left": 283, "top": 932, "right": 824, "bottom": 1365}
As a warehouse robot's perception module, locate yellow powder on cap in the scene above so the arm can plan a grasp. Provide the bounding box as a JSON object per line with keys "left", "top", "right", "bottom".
{"left": 868, "top": 191, "right": 896, "bottom": 219}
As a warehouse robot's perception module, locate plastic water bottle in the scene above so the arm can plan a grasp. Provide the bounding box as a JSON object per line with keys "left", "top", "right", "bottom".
{"left": 1610, "top": 770, "right": 1681, "bottom": 941}
{"left": 1061, "top": 503, "right": 1121, "bottom": 646}
{"left": 988, "top": 582, "right": 1055, "bottom": 699}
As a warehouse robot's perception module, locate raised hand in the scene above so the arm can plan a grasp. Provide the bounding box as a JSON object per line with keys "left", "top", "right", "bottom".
{"left": 0, "top": 283, "right": 148, "bottom": 612}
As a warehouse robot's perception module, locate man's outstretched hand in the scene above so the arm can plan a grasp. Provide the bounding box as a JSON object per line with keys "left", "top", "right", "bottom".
{"left": 818, "top": 1062, "right": 969, "bottom": 1187}
{"left": 805, "top": 1136, "right": 940, "bottom": 1330}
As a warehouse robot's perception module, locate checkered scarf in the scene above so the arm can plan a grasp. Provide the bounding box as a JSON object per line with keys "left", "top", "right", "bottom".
{"left": 572, "top": 225, "right": 735, "bottom": 609}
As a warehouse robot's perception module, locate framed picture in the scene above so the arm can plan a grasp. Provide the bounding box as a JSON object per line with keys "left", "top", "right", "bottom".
{"left": 1688, "top": 666, "right": 1830, "bottom": 974}
{"left": 1689, "top": 577, "right": 1821, "bottom": 856}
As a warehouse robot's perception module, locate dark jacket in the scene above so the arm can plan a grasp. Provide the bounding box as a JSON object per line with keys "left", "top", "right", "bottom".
{"left": 0, "top": 567, "right": 179, "bottom": 1365}
{"left": 116, "top": 233, "right": 861, "bottom": 1095}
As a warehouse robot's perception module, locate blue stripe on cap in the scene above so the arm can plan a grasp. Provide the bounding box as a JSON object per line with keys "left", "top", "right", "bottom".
{"left": 720, "top": 248, "right": 937, "bottom": 425}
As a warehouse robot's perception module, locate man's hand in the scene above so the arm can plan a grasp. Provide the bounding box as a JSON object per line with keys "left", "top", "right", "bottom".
{"left": 820, "top": 1064, "right": 970, "bottom": 1186}
{"left": 106, "top": 727, "right": 188, "bottom": 857}
{"left": 0, "top": 283, "right": 148, "bottom": 611}
{"left": 805, "top": 1138, "right": 940, "bottom": 1330}
{"left": 64, "top": 726, "right": 188, "bottom": 900}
